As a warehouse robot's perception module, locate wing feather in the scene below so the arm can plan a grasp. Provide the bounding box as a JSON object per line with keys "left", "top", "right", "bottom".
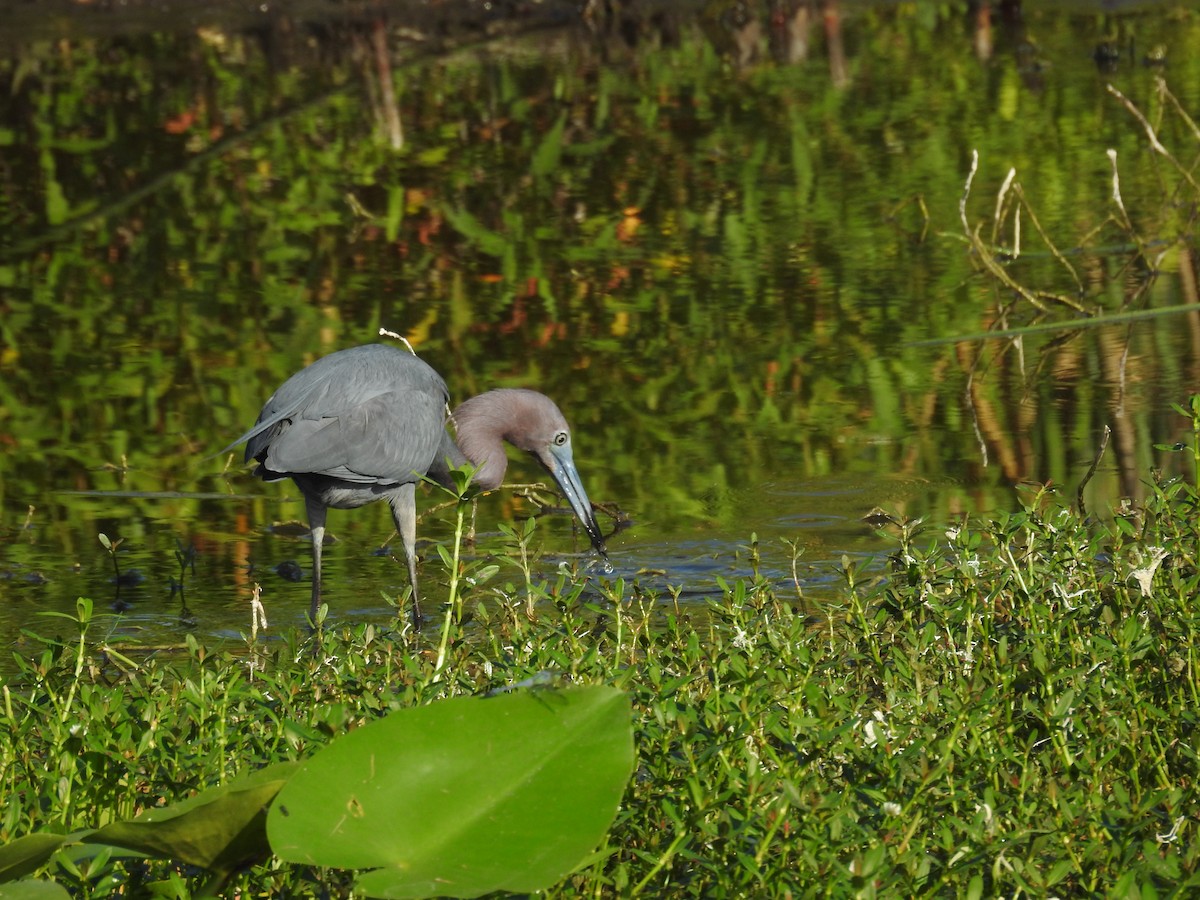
{"left": 228, "top": 345, "right": 454, "bottom": 485}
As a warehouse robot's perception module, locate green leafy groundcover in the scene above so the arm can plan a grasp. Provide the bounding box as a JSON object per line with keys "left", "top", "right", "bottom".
{"left": 2, "top": 470, "right": 1200, "bottom": 895}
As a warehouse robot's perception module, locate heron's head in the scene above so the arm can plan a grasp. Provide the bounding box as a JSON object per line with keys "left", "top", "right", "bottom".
{"left": 453, "top": 389, "right": 607, "bottom": 555}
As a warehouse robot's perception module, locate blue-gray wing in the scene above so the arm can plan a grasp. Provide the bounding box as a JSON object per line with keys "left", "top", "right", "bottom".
{"left": 224, "top": 345, "right": 452, "bottom": 486}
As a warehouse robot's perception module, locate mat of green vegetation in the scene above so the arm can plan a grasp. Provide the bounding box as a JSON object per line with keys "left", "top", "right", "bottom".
{"left": 2, "top": 460, "right": 1199, "bottom": 896}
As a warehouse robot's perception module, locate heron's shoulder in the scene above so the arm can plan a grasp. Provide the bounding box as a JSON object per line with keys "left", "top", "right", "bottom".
{"left": 276, "top": 345, "right": 448, "bottom": 410}
{"left": 320, "top": 344, "right": 445, "bottom": 380}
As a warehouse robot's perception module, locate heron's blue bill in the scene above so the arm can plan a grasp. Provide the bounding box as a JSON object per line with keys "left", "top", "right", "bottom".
{"left": 547, "top": 443, "right": 607, "bottom": 556}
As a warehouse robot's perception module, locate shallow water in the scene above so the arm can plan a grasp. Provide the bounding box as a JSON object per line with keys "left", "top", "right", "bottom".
{"left": 2, "top": 1, "right": 1199, "bottom": 647}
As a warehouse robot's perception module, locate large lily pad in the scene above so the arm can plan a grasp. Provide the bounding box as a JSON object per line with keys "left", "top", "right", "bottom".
{"left": 267, "top": 684, "right": 633, "bottom": 898}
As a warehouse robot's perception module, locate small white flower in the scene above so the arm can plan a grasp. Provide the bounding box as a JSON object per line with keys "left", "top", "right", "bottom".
{"left": 731, "top": 626, "right": 753, "bottom": 651}
{"left": 882, "top": 802, "right": 902, "bottom": 817}
{"left": 1128, "top": 547, "right": 1169, "bottom": 598}
{"left": 1157, "top": 816, "right": 1185, "bottom": 844}
{"left": 862, "top": 710, "right": 889, "bottom": 747}
{"left": 1051, "top": 583, "right": 1088, "bottom": 605}
{"left": 743, "top": 735, "right": 760, "bottom": 763}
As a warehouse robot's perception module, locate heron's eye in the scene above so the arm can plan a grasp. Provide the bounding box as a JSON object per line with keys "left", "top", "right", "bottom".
{"left": 554, "top": 431, "right": 569, "bottom": 446}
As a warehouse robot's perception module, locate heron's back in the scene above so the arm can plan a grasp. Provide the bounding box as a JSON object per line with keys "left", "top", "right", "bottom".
{"left": 243, "top": 345, "right": 455, "bottom": 486}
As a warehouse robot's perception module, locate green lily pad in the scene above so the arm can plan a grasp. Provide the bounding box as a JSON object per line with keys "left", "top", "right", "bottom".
{"left": 267, "top": 685, "right": 633, "bottom": 898}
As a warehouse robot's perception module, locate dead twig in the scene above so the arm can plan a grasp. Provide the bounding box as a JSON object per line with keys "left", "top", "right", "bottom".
{"left": 1075, "top": 425, "right": 1111, "bottom": 517}
{"left": 1156, "top": 78, "right": 1200, "bottom": 143}
{"left": 960, "top": 150, "right": 1090, "bottom": 315}
{"left": 1107, "top": 81, "right": 1200, "bottom": 194}
{"left": 1009, "top": 182, "right": 1083, "bottom": 294}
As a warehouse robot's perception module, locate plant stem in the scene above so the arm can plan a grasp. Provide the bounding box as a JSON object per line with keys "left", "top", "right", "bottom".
{"left": 630, "top": 830, "right": 689, "bottom": 895}
{"left": 434, "top": 497, "right": 466, "bottom": 675}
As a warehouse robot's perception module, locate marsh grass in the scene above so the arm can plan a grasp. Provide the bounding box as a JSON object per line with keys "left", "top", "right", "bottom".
{"left": 3, "top": 474, "right": 1200, "bottom": 896}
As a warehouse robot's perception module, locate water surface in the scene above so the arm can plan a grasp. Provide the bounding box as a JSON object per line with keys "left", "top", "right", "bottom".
{"left": 2, "top": 1, "right": 1198, "bottom": 645}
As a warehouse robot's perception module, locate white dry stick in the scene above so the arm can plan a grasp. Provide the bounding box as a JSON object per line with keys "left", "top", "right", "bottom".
{"left": 1107, "top": 84, "right": 1172, "bottom": 154}
{"left": 378, "top": 327, "right": 417, "bottom": 355}
{"left": 1107, "top": 83, "right": 1200, "bottom": 193}
{"left": 250, "top": 583, "right": 268, "bottom": 640}
{"left": 1156, "top": 76, "right": 1200, "bottom": 142}
{"left": 380, "top": 327, "right": 454, "bottom": 421}
{"left": 959, "top": 151, "right": 1060, "bottom": 313}
{"left": 1106, "top": 149, "right": 1126, "bottom": 214}
{"left": 1105, "top": 147, "right": 1138, "bottom": 238}
{"left": 960, "top": 149, "right": 979, "bottom": 235}
{"left": 994, "top": 167, "right": 1017, "bottom": 253}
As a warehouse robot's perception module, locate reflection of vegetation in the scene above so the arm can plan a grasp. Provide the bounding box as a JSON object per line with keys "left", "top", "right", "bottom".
{"left": 1, "top": 6, "right": 1200, "bottom": 608}
{"left": 952, "top": 71, "right": 1200, "bottom": 501}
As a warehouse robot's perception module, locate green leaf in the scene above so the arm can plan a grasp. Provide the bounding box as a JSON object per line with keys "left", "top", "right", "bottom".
{"left": 0, "top": 833, "right": 68, "bottom": 883}
{"left": 415, "top": 146, "right": 450, "bottom": 166}
{"left": 0, "top": 880, "right": 74, "bottom": 899}
{"left": 267, "top": 685, "right": 634, "bottom": 898}
{"left": 39, "top": 149, "right": 68, "bottom": 226}
{"left": 470, "top": 565, "right": 500, "bottom": 586}
{"left": 531, "top": 112, "right": 567, "bottom": 178}
{"left": 385, "top": 185, "right": 404, "bottom": 243}
{"left": 85, "top": 761, "right": 299, "bottom": 876}
{"left": 440, "top": 206, "right": 508, "bottom": 258}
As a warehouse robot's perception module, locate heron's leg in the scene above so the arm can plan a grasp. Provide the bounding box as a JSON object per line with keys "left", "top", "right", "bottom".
{"left": 305, "top": 497, "right": 327, "bottom": 624}
{"left": 389, "top": 483, "right": 422, "bottom": 630}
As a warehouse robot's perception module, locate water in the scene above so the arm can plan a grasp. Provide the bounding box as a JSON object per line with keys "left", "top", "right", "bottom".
{"left": 2, "top": 1, "right": 1199, "bottom": 646}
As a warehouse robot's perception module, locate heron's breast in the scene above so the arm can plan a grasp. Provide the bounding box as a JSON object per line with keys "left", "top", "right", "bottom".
{"left": 291, "top": 474, "right": 406, "bottom": 510}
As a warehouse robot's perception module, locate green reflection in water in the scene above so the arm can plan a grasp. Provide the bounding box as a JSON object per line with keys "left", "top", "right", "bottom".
{"left": 1, "top": 3, "right": 1199, "bottom": 639}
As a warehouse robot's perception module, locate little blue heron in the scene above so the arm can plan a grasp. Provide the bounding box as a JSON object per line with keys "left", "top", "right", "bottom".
{"left": 223, "top": 344, "right": 607, "bottom": 627}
